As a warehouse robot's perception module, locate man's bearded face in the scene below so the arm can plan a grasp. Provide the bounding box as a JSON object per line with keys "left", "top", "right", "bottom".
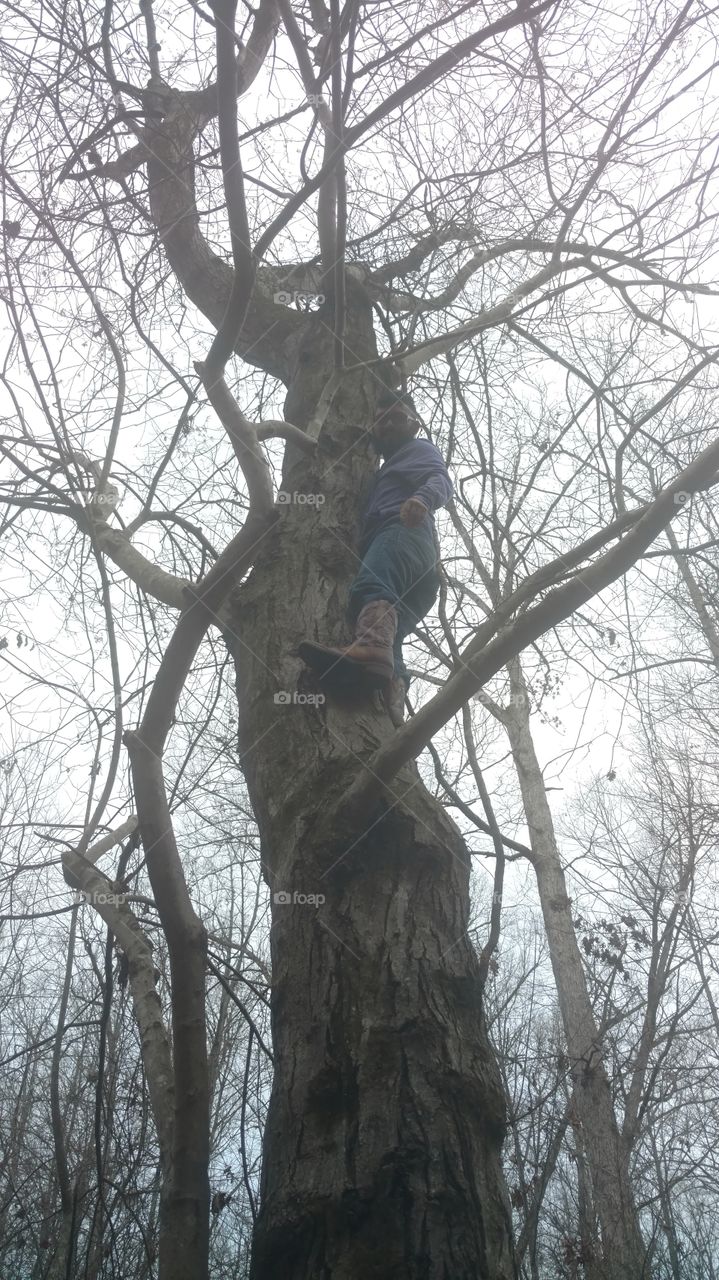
{"left": 371, "top": 406, "right": 417, "bottom": 454}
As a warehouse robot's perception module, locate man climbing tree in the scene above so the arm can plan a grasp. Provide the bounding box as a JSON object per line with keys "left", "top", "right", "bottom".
{"left": 299, "top": 388, "right": 453, "bottom": 724}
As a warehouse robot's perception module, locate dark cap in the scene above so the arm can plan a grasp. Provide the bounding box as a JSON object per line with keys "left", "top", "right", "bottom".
{"left": 375, "top": 388, "right": 422, "bottom": 426}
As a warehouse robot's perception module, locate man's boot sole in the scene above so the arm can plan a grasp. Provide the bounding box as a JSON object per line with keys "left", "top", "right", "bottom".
{"left": 297, "top": 641, "right": 392, "bottom": 691}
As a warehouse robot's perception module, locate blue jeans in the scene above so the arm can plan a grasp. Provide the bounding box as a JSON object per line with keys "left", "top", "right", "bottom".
{"left": 347, "top": 522, "right": 440, "bottom": 686}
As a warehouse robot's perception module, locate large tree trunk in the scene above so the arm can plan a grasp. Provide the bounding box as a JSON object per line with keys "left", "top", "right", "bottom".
{"left": 227, "top": 286, "right": 516, "bottom": 1279}
{"left": 504, "top": 657, "right": 647, "bottom": 1280}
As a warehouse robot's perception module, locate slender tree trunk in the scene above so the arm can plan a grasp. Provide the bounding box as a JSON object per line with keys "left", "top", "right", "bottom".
{"left": 649, "top": 1129, "right": 681, "bottom": 1280}
{"left": 128, "top": 736, "right": 211, "bottom": 1280}
{"left": 228, "top": 287, "right": 516, "bottom": 1279}
{"left": 574, "top": 1124, "right": 605, "bottom": 1280}
{"left": 48, "top": 910, "right": 80, "bottom": 1280}
{"left": 503, "top": 657, "right": 646, "bottom": 1280}
{"left": 514, "top": 1098, "right": 569, "bottom": 1275}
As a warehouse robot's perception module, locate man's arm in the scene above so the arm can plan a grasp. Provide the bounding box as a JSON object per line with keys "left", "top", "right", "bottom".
{"left": 399, "top": 439, "right": 453, "bottom": 526}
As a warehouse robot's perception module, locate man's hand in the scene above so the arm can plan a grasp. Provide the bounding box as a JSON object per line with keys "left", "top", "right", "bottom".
{"left": 399, "top": 497, "right": 429, "bottom": 528}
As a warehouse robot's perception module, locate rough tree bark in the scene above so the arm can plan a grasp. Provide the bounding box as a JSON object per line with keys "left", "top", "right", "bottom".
{"left": 225, "top": 285, "right": 516, "bottom": 1279}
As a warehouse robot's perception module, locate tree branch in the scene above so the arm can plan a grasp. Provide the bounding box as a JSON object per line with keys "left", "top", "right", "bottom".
{"left": 63, "top": 825, "right": 174, "bottom": 1174}
{"left": 335, "top": 439, "right": 719, "bottom": 823}
{"left": 204, "top": 0, "right": 257, "bottom": 377}
{"left": 253, "top": 0, "right": 556, "bottom": 260}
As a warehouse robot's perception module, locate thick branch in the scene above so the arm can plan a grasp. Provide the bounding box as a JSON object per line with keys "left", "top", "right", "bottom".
{"left": 393, "top": 261, "right": 576, "bottom": 375}
{"left": 84, "top": 515, "right": 190, "bottom": 608}
{"left": 63, "top": 831, "right": 174, "bottom": 1172}
{"left": 336, "top": 440, "right": 719, "bottom": 821}
{"left": 138, "top": 0, "right": 295, "bottom": 382}
{"left": 84, "top": 814, "right": 138, "bottom": 864}
{"left": 195, "top": 364, "right": 276, "bottom": 506}
{"left": 666, "top": 524, "right": 719, "bottom": 669}
{"left": 65, "top": 450, "right": 190, "bottom": 608}
{"left": 370, "top": 235, "right": 715, "bottom": 306}
{"left": 204, "top": 0, "right": 257, "bottom": 376}
{"left": 123, "top": 370, "right": 277, "bottom": 1278}
{"left": 256, "top": 420, "right": 318, "bottom": 453}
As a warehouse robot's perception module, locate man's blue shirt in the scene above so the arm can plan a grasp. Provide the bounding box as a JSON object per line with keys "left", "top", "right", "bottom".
{"left": 359, "top": 438, "right": 453, "bottom": 554}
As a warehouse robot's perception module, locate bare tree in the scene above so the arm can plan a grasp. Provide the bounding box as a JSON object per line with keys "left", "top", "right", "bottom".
{"left": 3, "top": 1, "right": 719, "bottom": 1277}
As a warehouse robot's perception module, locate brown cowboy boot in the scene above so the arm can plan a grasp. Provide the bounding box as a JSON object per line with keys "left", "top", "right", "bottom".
{"left": 298, "top": 600, "right": 397, "bottom": 690}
